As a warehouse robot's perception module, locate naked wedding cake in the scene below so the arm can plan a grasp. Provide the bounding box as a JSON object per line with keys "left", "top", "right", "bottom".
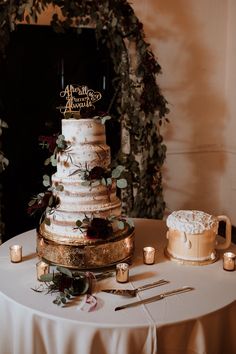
{"left": 36, "top": 85, "right": 135, "bottom": 269}
{"left": 165, "top": 210, "right": 232, "bottom": 265}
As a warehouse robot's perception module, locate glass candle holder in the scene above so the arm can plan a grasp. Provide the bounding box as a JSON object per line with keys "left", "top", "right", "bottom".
{"left": 143, "top": 246, "right": 156, "bottom": 265}
{"left": 9, "top": 245, "right": 22, "bottom": 263}
{"left": 223, "top": 252, "right": 236, "bottom": 271}
{"left": 36, "top": 260, "right": 50, "bottom": 281}
{"left": 116, "top": 263, "right": 129, "bottom": 283}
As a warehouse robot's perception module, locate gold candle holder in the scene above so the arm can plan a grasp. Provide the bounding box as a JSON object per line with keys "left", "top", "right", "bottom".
{"left": 36, "top": 260, "right": 50, "bottom": 281}
{"left": 143, "top": 246, "right": 156, "bottom": 265}
{"left": 223, "top": 252, "right": 236, "bottom": 271}
{"left": 116, "top": 263, "right": 129, "bottom": 283}
{"left": 9, "top": 245, "right": 22, "bottom": 263}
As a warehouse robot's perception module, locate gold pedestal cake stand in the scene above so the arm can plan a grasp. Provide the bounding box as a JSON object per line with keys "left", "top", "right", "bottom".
{"left": 37, "top": 228, "right": 135, "bottom": 269}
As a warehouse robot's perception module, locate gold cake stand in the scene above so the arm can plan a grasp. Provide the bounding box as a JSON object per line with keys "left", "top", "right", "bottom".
{"left": 37, "top": 228, "right": 135, "bottom": 269}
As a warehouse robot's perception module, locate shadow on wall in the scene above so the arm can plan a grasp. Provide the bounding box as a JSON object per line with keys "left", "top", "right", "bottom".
{"left": 137, "top": 0, "right": 228, "bottom": 214}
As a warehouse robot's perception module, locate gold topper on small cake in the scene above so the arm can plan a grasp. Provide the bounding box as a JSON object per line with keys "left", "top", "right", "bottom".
{"left": 59, "top": 84, "right": 102, "bottom": 115}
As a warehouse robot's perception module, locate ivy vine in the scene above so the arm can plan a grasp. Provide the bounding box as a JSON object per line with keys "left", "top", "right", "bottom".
{"left": 0, "top": 0, "right": 169, "bottom": 233}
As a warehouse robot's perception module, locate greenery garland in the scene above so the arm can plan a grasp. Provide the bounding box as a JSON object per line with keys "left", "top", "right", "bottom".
{"left": 0, "top": 0, "right": 169, "bottom": 238}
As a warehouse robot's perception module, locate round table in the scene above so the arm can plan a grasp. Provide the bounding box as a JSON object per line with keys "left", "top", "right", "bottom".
{"left": 0, "top": 219, "right": 236, "bottom": 354}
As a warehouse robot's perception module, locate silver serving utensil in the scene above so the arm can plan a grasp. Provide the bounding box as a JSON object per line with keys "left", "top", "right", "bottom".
{"left": 102, "top": 279, "right": 169, "bottom": 297}
{"left": 114, "top": 286, "right": 194, "bottom": 311}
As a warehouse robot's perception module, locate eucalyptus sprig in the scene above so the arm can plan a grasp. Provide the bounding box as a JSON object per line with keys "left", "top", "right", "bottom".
{"left": 44, "top": 134, "right": 71, "bottom": 167}
{"left": 93, "top": 114, "right": 111, "bottom": 125}
{"left": 32, "top": 266, "right": 114, "bottom": 306}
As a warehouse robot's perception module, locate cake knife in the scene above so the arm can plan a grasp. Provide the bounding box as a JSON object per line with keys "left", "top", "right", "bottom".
{"left": 102, "top": 279, "right": 169, "bottom": 297}
{"left": 114, "top": 286, "right": 194, "bottom": 311}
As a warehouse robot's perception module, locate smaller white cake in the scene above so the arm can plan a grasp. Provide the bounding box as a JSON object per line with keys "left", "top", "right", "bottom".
{"left": 165, "top": 210, "right": 219, "bottom": 265}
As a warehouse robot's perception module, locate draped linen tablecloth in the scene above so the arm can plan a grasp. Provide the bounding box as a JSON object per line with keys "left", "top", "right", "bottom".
{"left": 0, "top": 219, "right": 236, "bottom": 354}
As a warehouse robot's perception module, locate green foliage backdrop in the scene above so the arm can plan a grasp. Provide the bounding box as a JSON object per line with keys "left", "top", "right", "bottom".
{"left": 0, "top": 0, "right": 169, "bottom": 239}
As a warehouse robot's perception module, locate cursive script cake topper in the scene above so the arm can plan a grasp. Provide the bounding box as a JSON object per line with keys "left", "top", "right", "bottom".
{"left": 59, "top": 84, "right": 102, "bottom": 115}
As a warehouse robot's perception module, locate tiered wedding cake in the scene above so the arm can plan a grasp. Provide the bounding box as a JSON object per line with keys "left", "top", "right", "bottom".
{"left": 37, "top": 85, "right": 135, "bottom": 269}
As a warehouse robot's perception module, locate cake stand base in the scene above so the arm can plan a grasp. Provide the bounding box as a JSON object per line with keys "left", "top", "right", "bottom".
{"left": 37, "top": 228, "right": 135, "bottom": 269}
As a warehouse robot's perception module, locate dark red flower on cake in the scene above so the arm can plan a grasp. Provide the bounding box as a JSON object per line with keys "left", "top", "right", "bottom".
{"left": 86, "top": 218, "right": 113, "bottom": 240}
{"left": 88, "top": 166, "right": 107, "bottom": 180}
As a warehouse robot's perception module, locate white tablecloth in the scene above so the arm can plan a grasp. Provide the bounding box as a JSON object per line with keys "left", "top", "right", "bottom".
{"left": 0, "top": 219, "right": 236, "bottom": 354}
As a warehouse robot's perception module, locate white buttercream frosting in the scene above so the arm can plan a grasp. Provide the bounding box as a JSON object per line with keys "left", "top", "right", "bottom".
{"left": 166, "top": 210, "right": 218, "bottom": 234}
{"left": 41, "top": 118, "right": 123, "bottom": 243}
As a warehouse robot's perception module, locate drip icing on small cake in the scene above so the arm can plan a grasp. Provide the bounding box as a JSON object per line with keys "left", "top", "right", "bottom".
{"left": 166, "top": 210, "right": 218, "bottom": 234}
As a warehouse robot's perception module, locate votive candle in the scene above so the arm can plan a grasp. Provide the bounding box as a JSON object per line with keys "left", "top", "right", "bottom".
{"left": 143, "top": 246, "right": 156, "bottom": 265}
{"left": 9, "top": 245, "right": 22, "bottom": 263}
{"left": 116, "top": 263, "right": 129, "bottom": 283}
{"left": 223, "top": 252, "right": 236, "bottom": 271}
{"left": 36, "top": 260, "right": 50, "bottom": 281}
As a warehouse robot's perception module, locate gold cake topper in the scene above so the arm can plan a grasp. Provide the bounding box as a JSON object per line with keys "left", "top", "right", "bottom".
{"left": 59, "top": 84, "right": 102, "bottom": 115}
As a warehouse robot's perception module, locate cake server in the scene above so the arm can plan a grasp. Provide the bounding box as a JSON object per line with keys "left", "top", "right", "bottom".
{"left": 102, "top": 279, "right": 169, "bottom": 297}
{"left": 114, "top": 286, "right": 194, "bottom": 311}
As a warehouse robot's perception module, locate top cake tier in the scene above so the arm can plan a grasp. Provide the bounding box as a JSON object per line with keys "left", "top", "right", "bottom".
{"left": 57, "top": 118, "right": 110, "bottom": 176}
{"left": 62, "top": 118, "right": 106, "bottom": 145}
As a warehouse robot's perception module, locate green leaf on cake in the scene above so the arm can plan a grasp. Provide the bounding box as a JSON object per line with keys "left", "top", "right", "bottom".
{"left": 106, "top": 177, "right": 112, "bottom": 185}
{"left": 50, "top": 154, "right": 57, "bottom": 166}
{"left": 44, "top": 157, "right": 51, "bottom": 166}
{"left": 117, "top": 178, "right": 128, "bottom": 189}
{"left": 28, "top": 199, "right": 36, "bottom": 207}
{"left": 81, "top": 181, "right": 91, "bottom": 187}
{"left": 56, "top": 135, "right": 67, "bottom": 149}
{"left": 101, "top": 177, "right": 106, "bottom": 186}
{"left": 111, "top": 165, "right": 125, "bottom": 178}
{"left": 94, "top": 115, "right": 111, "bottom": 124}
{"left": 43, "top": 174, "right": 51, "bottom": 187}
{"left": 101, "top": 115, "right": 111, "bottom": 124}
{"left": 91, "top": 180, "right": 101, "bottom": 187}
{"left": 117, "top": 220, "right": 125, "bottom": 230}
{"left": 126, "top": 218, "right": 134, "bottom": 228}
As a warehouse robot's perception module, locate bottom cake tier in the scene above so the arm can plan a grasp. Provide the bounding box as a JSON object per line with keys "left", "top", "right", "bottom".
{"left": 37, "top": 228, "right": 135, "bottom": 269}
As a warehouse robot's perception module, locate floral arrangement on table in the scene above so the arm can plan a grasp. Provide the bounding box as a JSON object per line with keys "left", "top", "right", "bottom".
{"left": 32, "top": 265, "right": 114, "bottom": 309}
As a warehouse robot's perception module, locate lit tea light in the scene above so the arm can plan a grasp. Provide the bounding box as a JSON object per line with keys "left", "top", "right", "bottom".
{"left": 36, "top": 260, "right": 50, "bottom": 281}
{"left": 116, "top": 263, "right": 129, "bottom": 283}
{"left": 143, "top": 246, "right": 156, "bottom": 265}
{"left": 9, "top": 245, "right": 22, "bottom": 263}
{"left": 223, "top": 252, "right": 236, "bottom": 271}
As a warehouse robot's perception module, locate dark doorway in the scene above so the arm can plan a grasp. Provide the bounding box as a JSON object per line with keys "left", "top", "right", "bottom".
{"left": 0, "top": 24, "right": 120, "bottom": 241}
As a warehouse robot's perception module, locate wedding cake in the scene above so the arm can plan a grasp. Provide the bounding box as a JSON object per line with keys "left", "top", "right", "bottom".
{"left": 36, "top": 85, "right": 135, "bottom": 269}
{"left": 165, "top": 210, "right": 231, "bottom": 265}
